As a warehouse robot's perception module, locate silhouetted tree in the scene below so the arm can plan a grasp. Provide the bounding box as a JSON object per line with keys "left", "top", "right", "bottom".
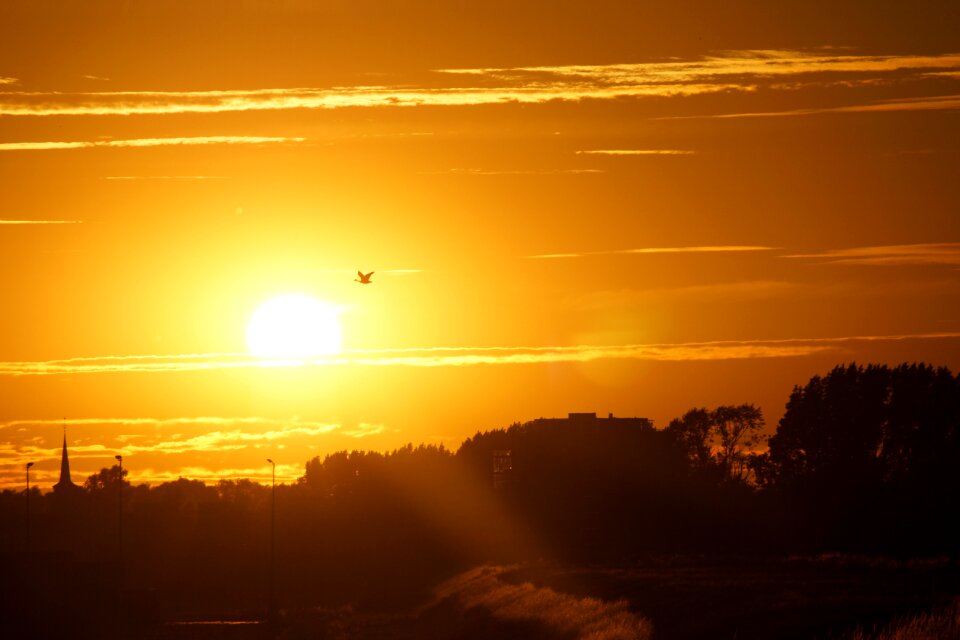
{"left": 713, "top": 404, "right": 764, "bottom": 482}
{"left": 765, "top": 362, "right": 960, "bottom": 551}
{"left": 665, "top": 408, "right": 714, "bottom": 471}
{"left": 767, "top": 363, "right": 959, "bottom": 489}
{"left": 83, "top": 463, "right": 129, "bottom": 492}
{"left": 665, "top": 404, "right": 764, "bottom": 483}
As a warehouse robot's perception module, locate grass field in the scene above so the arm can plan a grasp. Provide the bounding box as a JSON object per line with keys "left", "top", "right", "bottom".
{"left": 848, "top": 597, "right": 960, "bottom": 640}
{"left": 156, "top": 556, "right": 960, "bottom": 639}
{"left": 492, "top": 556, "right": 960, "bottom": 640}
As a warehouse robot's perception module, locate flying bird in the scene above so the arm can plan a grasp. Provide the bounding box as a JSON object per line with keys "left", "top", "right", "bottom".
{"left": 355, "top": 270, "right": 374, "bottom": 284}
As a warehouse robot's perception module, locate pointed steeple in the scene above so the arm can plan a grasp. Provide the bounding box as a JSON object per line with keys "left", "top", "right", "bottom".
{"left": 54, "top": 422, "right": 75, "bottom": 491}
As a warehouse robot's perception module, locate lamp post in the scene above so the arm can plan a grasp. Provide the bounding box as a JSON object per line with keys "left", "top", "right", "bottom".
{"left": 115, "top": 454, "right": 123, "bottom": 566}
{"left": 266, "top": 458, "right": 277, "bottom": 624}
{"left": 25, "top": 462, "right": 34, "bottom": 554}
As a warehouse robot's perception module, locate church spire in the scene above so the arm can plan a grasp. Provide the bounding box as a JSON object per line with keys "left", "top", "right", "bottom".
{"left": 54, "top": 421, "right": 75, "bottom": 491}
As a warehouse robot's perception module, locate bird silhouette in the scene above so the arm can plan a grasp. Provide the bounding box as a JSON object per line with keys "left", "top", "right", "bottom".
{"left": 355, "top": 270, "right": 374, "bottom": 284}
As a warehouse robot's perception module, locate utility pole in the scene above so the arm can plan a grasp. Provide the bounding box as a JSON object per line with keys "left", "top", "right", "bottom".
{"left": 25, "top": 462, "right": 34, "bottom": 553}
{"left": 266, "top": 458, "right": 277, "bottom": 625}
{"left": 115, "top": 455, "right": 123, "bottom": 565}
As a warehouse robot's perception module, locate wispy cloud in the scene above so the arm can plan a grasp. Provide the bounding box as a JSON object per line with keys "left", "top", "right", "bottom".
{"left": 525, "top": 245, "right": 774, "bottom": 259}
{"left": 0, "top": 417, "right": 377, "bottom": 486}
{"left": 424, "top": 168, "right": 604, "bottom": 175}
{"left": 0, "top": 416, "right": 337, "bottom": 435}
{"left": 0, "top": 219, "right": 83, "bottom": 225}
{"left": 0, "top": 83, "right": 743, "bottom": 117}
{"left": 667, "top": 94, "right": 960, "bottom": 120}
{"left": 127, "top": 463, "right": 303, "bottom": 484}
{"left": 341, "top": 343, "right": 836, "bottom": 366}
{"left": 2, "top": 51, "right": 957, "bottom": 117}
{"left": 785, "top": 242, "right": 960, "bottom": 266}
{"left": 0, "top": 76, "right": 17, "bottom": 85}
{"left": 104, "top": 175, "right": 228, "bottom": 180}
{"left": 0, "top": 136, "right": 305, "bottom": 152}
{"left": 0, "top": 418, "right": 339, "bottom": 457}
{"left": 342, "top": 423, "right": 387, "bottom": 438}
{"left": 3, "top": 463, "right": 304, "bottom": 487}
{"left": 2, "top": 332, "right": 958, "bottom": 376}
{"left": 0, "top": 441, "right": 113, "bottom": 462}
{"left": 576, "top": 149, "right": 695, "bottom": 156}
{"left": 130, "top": 424, "right": 339, "bottom": 455}
{"left": 0, "top": 352, "right": 255, "bottom": 376}
{"left": 440, "top": 51, "right": 960, "bottom": 84}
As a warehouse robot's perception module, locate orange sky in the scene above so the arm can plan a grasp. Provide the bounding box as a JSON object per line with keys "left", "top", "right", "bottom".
{"left": 2, "top": 1, "right": 959, "bottom": 488}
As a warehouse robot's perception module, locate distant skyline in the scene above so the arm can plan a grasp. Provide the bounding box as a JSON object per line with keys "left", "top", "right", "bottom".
{"left": 2, "top": 1, "right": 958, "bottom": 488}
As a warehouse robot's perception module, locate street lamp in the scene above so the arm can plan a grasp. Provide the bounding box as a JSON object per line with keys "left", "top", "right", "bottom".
{"left": 25, "top": 462, "right": 34, "bottom": 553}
{"left": 115, "top": 455, "right": 123, "bottom": 566}
{"left": 266, "top": 458, "right": 277, "bottom": 624}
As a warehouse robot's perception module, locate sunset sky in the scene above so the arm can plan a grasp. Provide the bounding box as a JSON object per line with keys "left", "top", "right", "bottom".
{"left": 2, "top": 1, "right": 958, "bottom": 488}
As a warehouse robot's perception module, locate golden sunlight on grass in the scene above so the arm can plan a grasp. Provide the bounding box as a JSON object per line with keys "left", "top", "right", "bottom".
{"left": 433, "top": 565, "right": 652, "bottom": 640}
{"left": 246, "top": 294, "right": 342, "bottom": 361}
{"left": 848, "top": 598, "right": 960, "bottom": 640}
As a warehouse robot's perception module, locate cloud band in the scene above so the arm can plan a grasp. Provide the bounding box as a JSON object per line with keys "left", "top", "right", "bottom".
{"left": 1, "top": 332, "right": 958, "bottom": 377}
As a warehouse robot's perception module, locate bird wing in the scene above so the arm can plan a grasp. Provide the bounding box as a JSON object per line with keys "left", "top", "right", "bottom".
{"left": 357, "top": 270, "right": 364, "bottom": 278}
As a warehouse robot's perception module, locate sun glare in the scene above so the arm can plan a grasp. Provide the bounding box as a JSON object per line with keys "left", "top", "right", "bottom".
{"left": 246, "top": 294, "right": 342, "bottom": 360}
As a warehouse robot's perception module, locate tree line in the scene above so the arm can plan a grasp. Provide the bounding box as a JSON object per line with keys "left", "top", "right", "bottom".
{"left": 1, "top": 361, "right": 957, "bottom": 627}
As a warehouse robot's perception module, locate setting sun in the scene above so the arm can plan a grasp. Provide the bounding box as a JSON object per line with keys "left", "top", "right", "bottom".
{"left": 3, "top": 2, "right": 960, "bottom": 636}
{"left": 246, "top": 294, "right": 342, "bottom": 359}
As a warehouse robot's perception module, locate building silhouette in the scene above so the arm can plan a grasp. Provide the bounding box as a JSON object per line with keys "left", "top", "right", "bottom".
{"left": 488, "top": 412, "right": 653, "bottom": 489}
{"left": 531, "top": 412, "right": 653, "bottom": 430}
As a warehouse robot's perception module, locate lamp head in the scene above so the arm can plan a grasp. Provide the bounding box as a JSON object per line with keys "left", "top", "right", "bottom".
{"left": 266, "top": 458, "right": 274, "bottom": 465}
{"left": 115, "top": 455, "right": 122, "bottom": 462}
{"left": 26, "top": 462, "right": 34, "bottom": 469}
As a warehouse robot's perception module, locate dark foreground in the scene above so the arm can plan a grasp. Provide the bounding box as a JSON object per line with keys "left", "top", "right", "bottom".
{"left": 51, "top": 555, "right": 953, "bottom": 640}
{"left": 497, "top": 556, "right": 960, "bottom": 640}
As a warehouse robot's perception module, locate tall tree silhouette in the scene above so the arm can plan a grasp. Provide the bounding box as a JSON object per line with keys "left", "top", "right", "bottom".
{"left": 666, "top": 404, "right": 764, "bottom": 482}
{"left": 765, "top": 362, "right": 960, "bottom": 551}
{"left": 666, "top": 408, "right": 714, "bottom": 471}
{"left": 713, "top": 404, "right": 764, "bottom": 482}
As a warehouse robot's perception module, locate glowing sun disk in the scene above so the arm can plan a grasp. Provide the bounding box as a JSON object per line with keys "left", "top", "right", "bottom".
{"left": 246, "top": 294, "right": 342, "bottom": 359}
